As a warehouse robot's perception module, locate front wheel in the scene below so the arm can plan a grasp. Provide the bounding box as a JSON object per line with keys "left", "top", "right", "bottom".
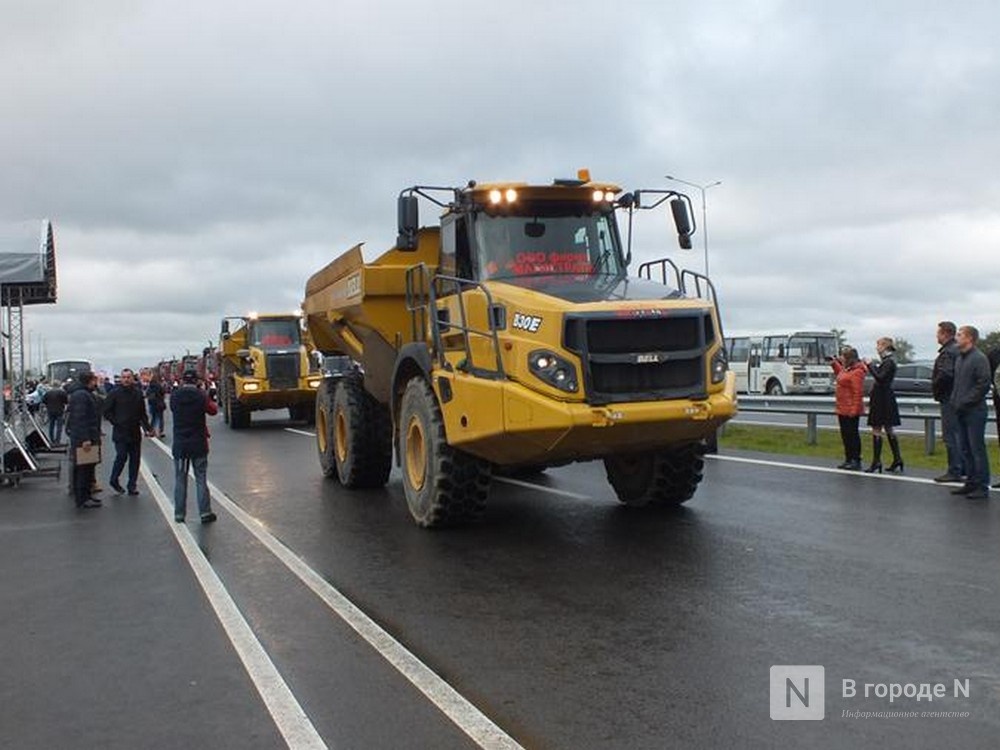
{"left": 398, "top": 377, "right": 491, "bottom": 528}
{"left": 604, "top": 444, "right": 704, "bottom": 507}
{"left": 765, "top": 380, "right": 784, "bottom": 396}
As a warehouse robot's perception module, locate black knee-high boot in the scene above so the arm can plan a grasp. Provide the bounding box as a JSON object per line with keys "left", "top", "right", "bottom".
{"left": 886, "top": 433, "right": 904, "bottom": 473}
{"left": 864, "top": 435, "right": 883, "bottom": 473}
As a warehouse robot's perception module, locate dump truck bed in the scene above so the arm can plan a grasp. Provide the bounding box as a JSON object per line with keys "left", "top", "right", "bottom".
{"left": 303, "top": 228, "right": 440, "bottom": 402}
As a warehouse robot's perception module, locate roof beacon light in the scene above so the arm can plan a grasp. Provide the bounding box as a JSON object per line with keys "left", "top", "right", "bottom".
{"left": 577, "top": 168, "right": 592, "bottom": 182}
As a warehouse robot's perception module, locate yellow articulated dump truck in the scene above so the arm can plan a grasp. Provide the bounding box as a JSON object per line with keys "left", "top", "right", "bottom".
{"left": 217, "top": 312, "right": 321, "bottom": 429}
{"left": 303, "top": 173, "right": 737, "bottom": 527}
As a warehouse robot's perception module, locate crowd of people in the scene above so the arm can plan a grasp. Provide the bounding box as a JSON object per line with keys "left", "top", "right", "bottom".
{"left": 50, "top": 367, "right": 219, "bottom": 522}
{"left": 831, "top": 322, "right": 996, "bottom": 499}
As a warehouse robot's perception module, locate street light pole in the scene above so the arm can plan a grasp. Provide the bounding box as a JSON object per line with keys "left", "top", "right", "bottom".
{"left": 665, "top": 175, "right": 722, "bottom": 277}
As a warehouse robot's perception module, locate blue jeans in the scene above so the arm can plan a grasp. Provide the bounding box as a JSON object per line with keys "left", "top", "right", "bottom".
{"left": 956, "top": 403, "right": 990, "bottom": 491}
{"left": 47, "top": 413, "right": 65, "bottom": 445}
{"left": 174, "top": 455, "right": 212, "bottom": 518}
{"left": 110, "top": 440, "right": 141, "bottom": 491}
{"left": 148, "top": 405, "right": 164, "bottom": 435}
{"left": 939, "top": 401, "right": 965, "bottom": 477}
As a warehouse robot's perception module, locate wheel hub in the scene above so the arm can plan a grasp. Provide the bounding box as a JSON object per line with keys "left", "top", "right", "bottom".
{"left": 405, "top": 415, "right": 427, "bottom": 492}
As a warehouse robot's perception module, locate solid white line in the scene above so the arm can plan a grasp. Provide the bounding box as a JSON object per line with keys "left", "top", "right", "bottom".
{"left": 494, "top": 476, "right": 592, "bottom": 500}
{"left": 706, "top": 453, "right": 945, "bottom": 486}
{"left": 148, "top": 439, "right": 523, "bottom": 750}
{"left": 139, "top": 461, "right": 328, "bottom": 750}
{"left": 284, "top": 428, "right": 316, "bottom": 438}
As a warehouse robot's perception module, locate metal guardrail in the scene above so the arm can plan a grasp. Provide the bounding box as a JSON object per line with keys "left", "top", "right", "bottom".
{"left": 734, "top": 394, "right": 996, "bottom": 455}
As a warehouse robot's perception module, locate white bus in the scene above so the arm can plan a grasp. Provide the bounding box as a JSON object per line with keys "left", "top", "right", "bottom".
{"left": 725, "top": 331, "right": 839, "bottom": 395}
{"left": 45, "top": 359, "right": 93, "bottom": 385}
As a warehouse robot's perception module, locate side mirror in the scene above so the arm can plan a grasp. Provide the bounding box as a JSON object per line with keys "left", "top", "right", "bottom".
{"left": 221, "top": 320, "right": 230, "bottom": 335}
{"left": 396, "top": 195, "right": 419, "bottom": 251}
{"left": 670, "top": 198, "right": 693, "bottom": 250}
{"left": 236, "top": 349, "right": 250, "bottom": 359}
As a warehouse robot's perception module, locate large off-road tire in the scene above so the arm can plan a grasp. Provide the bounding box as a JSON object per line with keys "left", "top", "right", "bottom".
{"left": 327, "top": 377, "right": 392, "bottom": 488}
{"left": 398, "top": 377, "right": 491, "bottom": 528}
{"left": 604, "top": 444, "right": 704, "bottom": 507}
{"left": 316, "top": 380, "right": 337, "bottom": 477}
{"left": 227, "top": 379, "right": 251, "bottom": 430}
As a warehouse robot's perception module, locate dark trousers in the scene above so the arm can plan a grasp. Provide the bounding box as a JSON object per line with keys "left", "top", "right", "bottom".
{"left": 838, "top": 415, "right": 862, "bottom": 462}
{"left": 939, "top": 400, "right": 965, "bottom": 477}
{"left": 956, "top": 403, "right": 990, "bottom": 491}
{"left": 73, "top": 462, "right": 96, "bottom": 506}
{"left": 110, "top": 439, "right": 141, "bottom": 491}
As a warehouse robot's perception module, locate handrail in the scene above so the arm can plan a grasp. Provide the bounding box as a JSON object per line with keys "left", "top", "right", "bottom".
{"left": 404, "top": 264, "right": 505, "bottom": 378}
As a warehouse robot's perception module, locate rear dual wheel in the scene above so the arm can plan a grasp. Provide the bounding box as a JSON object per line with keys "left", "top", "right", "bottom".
{"left": 316, "top": 377, "right": 391, "bottom": 488}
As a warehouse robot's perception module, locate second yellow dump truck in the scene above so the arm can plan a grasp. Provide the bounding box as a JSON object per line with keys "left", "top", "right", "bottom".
{"left": 217, "top": 312, "right": 320, "bottom": 428}
{"left": 303, "top": 174, "right": 737, "bottom": 527}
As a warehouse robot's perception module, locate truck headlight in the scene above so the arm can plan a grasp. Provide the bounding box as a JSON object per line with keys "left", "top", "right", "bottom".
{"left": 710, "top": 348, "right": 728, "bottom": 384}
{"left": 529, "top": 350, "right": 578, "bottom": 393}
{"left": 243, "top": 382, "right": 260, "bottom": 392}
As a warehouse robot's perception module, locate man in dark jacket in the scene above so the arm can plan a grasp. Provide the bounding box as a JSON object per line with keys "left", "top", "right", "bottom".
{"left": 102, "top": 368, "right": 152, "bottom": 495}
{"left": 171, "top": 369, "right": 219, "bottom": 523}
{"left": 68, "top": 372, "right": 102, "bottom": 508}
{"left": 931, "top": 321, "right": 963, "bottom": 483}
{"left": 42, "top": 381, "right": 69, "bottom": 445}
{"left": 949, "top": 326, "right": 992, "bottom": 499}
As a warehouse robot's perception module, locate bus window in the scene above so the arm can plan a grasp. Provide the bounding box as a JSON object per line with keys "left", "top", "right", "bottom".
{"left": 729, "top": 337, "right": 749, "bottom": 363}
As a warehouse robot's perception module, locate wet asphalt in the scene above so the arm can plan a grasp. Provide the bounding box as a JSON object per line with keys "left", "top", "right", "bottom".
{"left": 2, "top": 410, "right": 999, "bottom": 749}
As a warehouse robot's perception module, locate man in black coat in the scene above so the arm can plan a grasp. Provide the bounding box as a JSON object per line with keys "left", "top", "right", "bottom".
{"left": 171, "top": 369, "right": 219, "bottom": 523}
{"left": 949, "top": 326, "right": 992, "bottom": 499}
{"left": 931, "top": 321, "right": 963, "bottom": 483}
{"left": 102, "top": 368, "right": 152, "bottom": 495}
{"left": 68, "top": 371, "right": 102, "bottom": 508}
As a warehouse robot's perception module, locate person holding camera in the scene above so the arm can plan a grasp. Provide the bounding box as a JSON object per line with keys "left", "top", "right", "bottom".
{"left": 864, "top": 337, "right": 904, "bottom": 473}
{"left": 831, "top": 346, "right": 867, "bottom": 470}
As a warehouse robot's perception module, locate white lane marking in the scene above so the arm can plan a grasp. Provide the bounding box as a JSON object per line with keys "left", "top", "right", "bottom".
{"left": 284, "top": 428, "right": 590, "bottom": 502}
{"left": 707, "top": 454, "right": 948, "bottom": 486}
{"left": 139, "top": 461, "right": 328, "bottom": 750}
{"left": 493, "top": 476, "right": 592, "bottom": 500}
{"left": 148, "top": 439, "right": 524, "bottom": 750}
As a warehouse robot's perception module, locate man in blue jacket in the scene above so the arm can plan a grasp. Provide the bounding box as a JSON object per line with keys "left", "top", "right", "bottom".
{"left": 171, "top": 369, "right": 219, "bottom": 523}
{"left": 68, "top": 371, "right": 102, "bottom": 508}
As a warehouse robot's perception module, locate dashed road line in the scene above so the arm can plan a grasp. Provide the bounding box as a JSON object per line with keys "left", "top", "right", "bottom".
{"left": 139, "top": 461, "right": 328, "bottom": 750}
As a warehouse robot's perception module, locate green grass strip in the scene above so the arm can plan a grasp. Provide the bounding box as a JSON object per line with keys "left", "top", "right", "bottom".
{"left": 719, "top": 423, "right": 1000, "bottom": 474}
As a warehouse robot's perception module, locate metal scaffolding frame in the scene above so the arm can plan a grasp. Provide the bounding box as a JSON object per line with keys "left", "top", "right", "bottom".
{"left": 0, "top": 220, "right": 58, "bottom": 480}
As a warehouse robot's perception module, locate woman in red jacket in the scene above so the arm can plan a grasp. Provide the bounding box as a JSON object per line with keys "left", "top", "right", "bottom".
{"left": 831, "top": 346, "right": 867, "bottom": 470}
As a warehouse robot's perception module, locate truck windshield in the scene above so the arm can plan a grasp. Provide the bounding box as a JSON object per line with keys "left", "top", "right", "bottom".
{"left": 251, "top": 320, "right": 300, "bottom": 350}
{"left": 473, "top": 208, "right": 623, "bottom": 281}
{"left": 786, "top": 335, "right": 839, "bottom": 365}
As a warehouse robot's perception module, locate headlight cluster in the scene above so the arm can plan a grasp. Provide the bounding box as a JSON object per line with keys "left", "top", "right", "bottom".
{"left": 529, "top": 350, "right": 578, "bottom": 393}
{"left": 489, "top": 188, "right": 518, "bottom": 204}
{"left": 591, "top": 189, "right": 616, "bottom": 202}
{"left": 710, "top": 348, "right": 728, "bottom": 384}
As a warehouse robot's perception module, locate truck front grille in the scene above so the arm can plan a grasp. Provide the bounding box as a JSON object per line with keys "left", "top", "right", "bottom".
{"left": 266, "top": 353, "right": 300, "bottom": 390}
{"left": 564, "top": 313, "right": 711, "bottom": 404}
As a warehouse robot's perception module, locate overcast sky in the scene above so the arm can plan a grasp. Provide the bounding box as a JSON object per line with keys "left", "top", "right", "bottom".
{"left": 3, "top": 0, "right": 999, "bottom": 373}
